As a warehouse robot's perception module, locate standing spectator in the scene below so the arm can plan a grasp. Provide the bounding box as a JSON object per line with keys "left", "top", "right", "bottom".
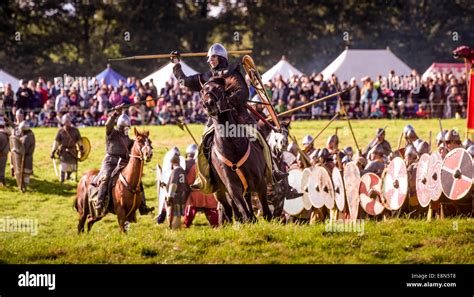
{"left": 55, "top": 88, "right": 69, "bottom": 113}
{"left": 349, "top": 77, "right": 360, "bottom": 104}
{"left": 3, "top": 83, "right": 15, "bottom": 121}
{"left": 15, "top": 80, "right": 33, "bottom": 110}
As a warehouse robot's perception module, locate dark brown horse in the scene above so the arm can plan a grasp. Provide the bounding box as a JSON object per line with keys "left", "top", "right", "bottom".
{"left": 75, "top": 128, "right": 153, "bottom": 233}
{"left": 201, "top": 77, "right": 271, "bottom": 223}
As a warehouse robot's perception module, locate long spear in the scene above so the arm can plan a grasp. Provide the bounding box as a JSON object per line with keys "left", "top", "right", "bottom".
{"left": 269, "top": 86, "right": 355, "bottom": 119}
{"left": 109, "top": 50, "right": 253, "bottom": 62}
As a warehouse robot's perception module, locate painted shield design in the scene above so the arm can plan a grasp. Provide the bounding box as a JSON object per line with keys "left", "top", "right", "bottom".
{"left": 415, "top": 153, "right": 431, "bottom": 207}
{"left": 359, "top": 173, "right": 385, "bottom": 216}
{"left": 343, "top": 161, "right": 360, "bottom": 220}
{"left": 312, "top": 166, "right": 335, "bottom": 210}
{"left": 156, "top": 164, "right": 165, "bottom": 214}
{"left": 78, "top": 136, "right": 91, "bottom": 161}
{"left": 301, "top": 168, "right": 313, "bottom": 210}
{"left": 308, "top": 166, "right": 324, "bottom": 208}
{"left": 441, "top": 148, "right": 473, "bottom": 200}
{"left": 428, "top": 152, "right": 443, "bottom": 201}
{"left": 283, "top": 168, "right": 305, "bottom": 215}
{"left": 332, "top": 168, "right": 345, "bottom": 211}
{"left": 383, "top": 157, "right": 408, "bottom": 210}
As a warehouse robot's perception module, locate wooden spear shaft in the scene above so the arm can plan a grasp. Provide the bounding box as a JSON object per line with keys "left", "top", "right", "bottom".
{"left": 109, "top": 50, "right": 253, "bottom": 61}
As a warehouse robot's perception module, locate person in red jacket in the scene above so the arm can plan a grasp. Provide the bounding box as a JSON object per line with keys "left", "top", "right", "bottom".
{"left": 182, "top": 144, "right": 218, "bottom": 228}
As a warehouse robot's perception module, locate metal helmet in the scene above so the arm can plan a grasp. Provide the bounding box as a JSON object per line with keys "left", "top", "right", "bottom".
{"left": 326, "top": 135, "right": 339, "bottom": 146}
{"left": 467, "top": 145, "right": 474, "bottom": 157}
{"left": 287, "top": 142, "right": 298, "bottom": 156}
{"left": 370, "top": 144, "right": 385, "bottom": 156}
{"left": 462, "top": 138, "right": 473, "bottom": 149}
{"left": 302, "top": 135, "right": 314, "bottom": 146}
{"left": 406, "top": 129, "right": 418, "bottom": 140}
{"left": 403, "top": 124, "right": 414, "bottom": 136}
{"left": 413, "top": 138, "right": 422, "bottom": 148}
{"left": 207, "top": 43, "right": 228, "bottom": 63}
{"left": 344, "top": 146, "right": 353, "bottom": 157}
{"left": 171, "top": 146, "right": 180, "bottom": 156}
{"left": 416, "top": 141, "right": 430, "bottom": 155}
{"left": 0, "top": 117, "right": 5, "bottom": 126}
{"left": 19, "top": 120, "right": 30, "bottom": 131}
{"left": 117, "top": 113, "right": 131, "bottom": 128}
{"left": 445, "top": 129, "right": 461, "bottom": 143}
{"left": 318, "top": 148, "right": 330, "bottom": 160}
{"left": 376, "top": 128, "right": 385, "bottom": 136}
{"left": 341, "top": 155, "right": 351, "bottom": 164}
{"left": 62, "top": 114, "right": 72, "bottom": 124}
{"left": 186, "top": 143, "right": 198, "bottom": 155}
{"left": 436, "top": 130, "right": 448, "bottom": 146}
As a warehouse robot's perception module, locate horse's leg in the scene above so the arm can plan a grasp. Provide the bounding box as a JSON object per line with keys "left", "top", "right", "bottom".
{"left": 87, "top": 217, "right": 102, "bottom": 233}
{"left": 116, "top": 206, "right": 128, "bottom": 233}
{"left": 214, "top": 190, "right": 232, "bottom": 225}
{"left": 256, "top": 182, "right": 272, "bottom": 221}
{"left": 226, "top": 184, "right": 255, "bottom": 223}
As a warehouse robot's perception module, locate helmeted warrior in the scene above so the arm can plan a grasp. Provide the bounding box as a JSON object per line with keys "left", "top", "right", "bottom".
{"left": 51, "top": 114, "right": 84, "bottom": 183}
{"left": 445, "top": 129, "right": 463, "bottom": 151}
{"left": 462, "top": 138, "right": 473, "bottom": 149}
{"left": 415, "top": 140, "right": 430, "bottom": 156}
{"left": 19, "top": 120, "right": 35, "bottom": 192}
{"left": 364, "top": 128, "right": 392, "bottom": 158}
{"left": 94, "top": 107, "right": 154, "bottom": 215}
{"left": 171, "top": 43, "right": 287, "bottom": 190}
{"left": 165, "top": 149, "right": 189, "bottom": 229}
{"left": 362, "top": 144, "right": 385, "bottom": 177}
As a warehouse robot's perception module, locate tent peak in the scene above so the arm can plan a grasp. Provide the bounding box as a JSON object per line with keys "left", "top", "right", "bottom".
{"left": 281, "top": 55, "right": 286, "bottom": 61}
{"left": 107, "top": 63, "right": 111, "bottom": 68}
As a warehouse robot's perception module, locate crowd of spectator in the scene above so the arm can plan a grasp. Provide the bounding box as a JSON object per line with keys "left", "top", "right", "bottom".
{"left": 0, "top": 68, "right": 468, "bottom": 128}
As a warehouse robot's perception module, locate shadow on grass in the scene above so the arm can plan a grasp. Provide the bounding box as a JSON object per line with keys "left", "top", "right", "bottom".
{"left": 2, "top": 176, "right": 76, "bottom": 197}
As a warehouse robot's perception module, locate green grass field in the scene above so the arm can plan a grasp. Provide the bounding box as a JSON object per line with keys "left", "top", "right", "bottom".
{"left": 0, "top": 118, "right": 472, "bottom": 264}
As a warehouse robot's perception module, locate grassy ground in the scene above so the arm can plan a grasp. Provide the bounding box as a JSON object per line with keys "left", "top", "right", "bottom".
{"left": 0, "top": 118, "right": 472, "bottom": 264}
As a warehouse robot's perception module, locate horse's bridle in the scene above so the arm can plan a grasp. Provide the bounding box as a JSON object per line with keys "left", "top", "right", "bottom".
{"left": 202, "top": 81, "right": 233, "bottom": 115}
{"left": 129, "top": 138, "right": 152, "bottom": 161}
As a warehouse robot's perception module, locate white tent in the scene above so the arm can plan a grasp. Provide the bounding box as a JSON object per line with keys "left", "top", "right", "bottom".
{"left": 321, "top": 47, "right": 412, "bottom": 83}
{"left": 422, "top": 63, "right": 465, "bottom": 81}
{"left": 0, "top": 69, "right": 19, "bottom": 90}
{"left": 142, "top": 61, "right": 198, "bottom": 94}
{"left": 262, "top": 57, "right": 303, "bottom": 83}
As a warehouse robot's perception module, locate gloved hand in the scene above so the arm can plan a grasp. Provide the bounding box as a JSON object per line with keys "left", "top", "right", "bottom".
{"left": 170, "top": 51, "right": 180, "bottom": 64}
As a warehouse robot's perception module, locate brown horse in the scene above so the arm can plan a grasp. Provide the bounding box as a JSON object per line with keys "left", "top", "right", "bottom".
{"left": 201, "top": 77, "right": 271, "bottom": 223}
{"left": 75, "top": 128, "right": 153, "bottom": 233}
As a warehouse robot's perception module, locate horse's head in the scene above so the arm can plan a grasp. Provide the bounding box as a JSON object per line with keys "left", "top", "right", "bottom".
{"left": 131, "top": 127, "right": 153, "bottom": 162}
{"left": 269, "top": 120, "right": 291, "bottom": 155}
{"left": 201, "top": 77, "right": 231, "bottom": 117}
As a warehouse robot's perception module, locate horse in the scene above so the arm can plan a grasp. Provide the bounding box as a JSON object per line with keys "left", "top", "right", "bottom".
{"left": 74, "top": 128, "right": 153, "bottom": 233}
{"left": 201, "top": 76, "right": 271, "bottom": 223}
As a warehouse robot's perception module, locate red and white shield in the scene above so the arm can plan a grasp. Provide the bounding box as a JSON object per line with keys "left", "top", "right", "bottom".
{"left": 359, "top": 173, "right": 385, "bottom": 216}
{"left": 383, "top": 157, "right": 408, "bottom": 210}
{"left": 441, "top": 148, "right": 473, "bottom": 200}
{"left": 283, "top": 168, "right": 305, "bottom": 215}
{"left": 416, "top": 153, "right": 432, "bottom": 207}
{"left": 343, "top": 161, "right": 360, "bottom": 220}
{"left": 428, "top": 152, "right": 443, "bottom": 201}
{"left": 332, "top": 168, "right": 345, "bottom": 212}
{"left": 311, "top": 166, "right": 335, "bottom": 210}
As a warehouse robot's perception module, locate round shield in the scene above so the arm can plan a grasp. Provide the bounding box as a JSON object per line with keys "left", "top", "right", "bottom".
{"left": 428, "top": 152, "right": 443, "bottom": 201}
{"left": 383, "top": 157, "right": 408, "bottom": 210}
{"left": 78, "top": 136, "right": 91, "bottom": 162}
{"left": 308, "top": 167, "right": 324, "bottom": 208}
{"left": 332, "top": 168, "right": 345, "bottom": 211}
{"left": 301, "top": 168, "right": 313, "bottom": 210}
{"left": 343, "top": 161, "right": 360, "bottom": 220}
{"left": 282, "top": 151, "right": 296, "bottom": 168}
{"left": 441, "top": 148, "right": 473, "bottom": 200}
{"left": 359, "top": 173, "right": 385, "bottom": 216}
{"left": 416, "top": 153, "right": 431, "bottom": 207}
{"left": 311, "top": 166, "right": 335, "bottom": 210}
{"left": 283, "top": 169, "right": 305, "bottom": 215}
